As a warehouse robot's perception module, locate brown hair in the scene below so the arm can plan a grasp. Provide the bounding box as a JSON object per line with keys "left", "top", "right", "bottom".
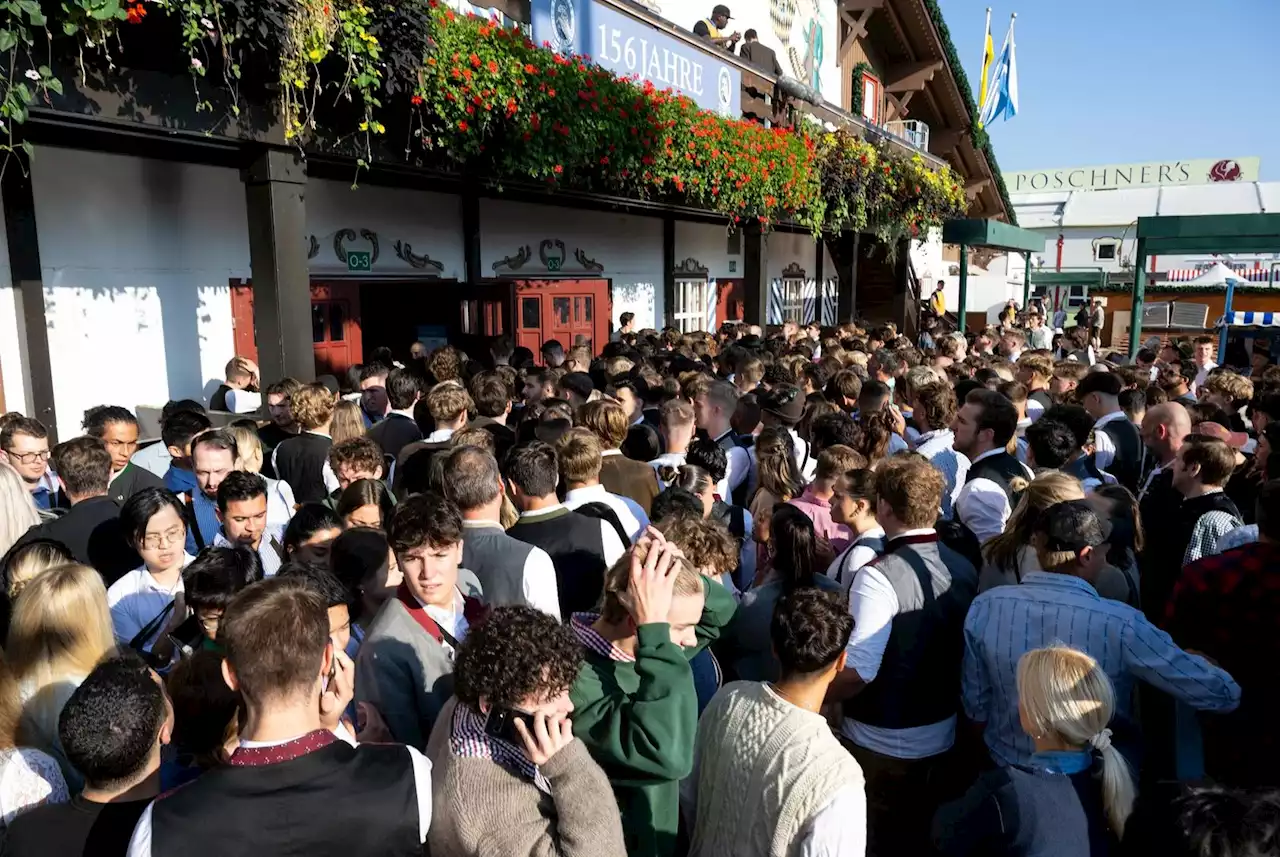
{"left": 450, "top": 427, "right": 496, "bottom": 454}
{"left": 220, "top": 577, "right": 329, "bottom": 706}
{"left": 224, "top": 356, "right": 257, "bottom": 384}
{"left": 329, "top": 400, "right": 365, "bottom": 445}
{"left": 875, "top": 455, "right": 944, "bottom": 529}
{"left": 912, "top": 382, "right": 957, "bottom": 431}
{"left": 328, "top": 437, "right": 383, "bottom": 477}
{"left": 291, "top": 383, "right": 336, "bottom": 431}
{"left": 1018, "top": 353, "right": 1055, "bottom": 382}
{"left": 1180, "top": 436, "right": 1237, "bottom": 487}
{"left": 655, "top": 515, "right": 738, "bottom": 578}
{"left": 738, "top": 357, "right": 765, "bottom": 386}
{"left": 555, "top": 427, "right": 604, "bottom": 485}
{"left": 577, "top": 399, "right": 628, "bottom": 449}
{"left": 754, "top": 427, "right": 804, "bottom": 503}
{"left": 816, "top": 444, "right": 864, "bottom": 481}
{"left": 428, "top": 346, "right": 465, "bottom": 383}
{"left": 660, "top": 398, "right": 695, "bottom": 430}
{"left": 427, "top": 381, "right": 473, "bottom": 423}
{"left": 1052, "top": 362, "right": 1089, "bottom": 383}
{"left": 599, "top": 544, "right": 703, "bottom": 623}
{"left": 1201, "top": 371, "right": 1254, "bottom": 404}
{"left": 469, "top": 371, "right": 512, "bottom": 418}
{"left": 50, "top": 437, "right": 111, "bottom": 497}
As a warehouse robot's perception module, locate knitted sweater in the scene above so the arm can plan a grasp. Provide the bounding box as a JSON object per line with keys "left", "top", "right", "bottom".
{"left": 426, "top": 698, "right": 628, "bottom": 857}
{"left": 570, "top": 577, "right": 738, "bottom": 857}
{"left": 688, "top": 682, "right": 865, "bottom": 857}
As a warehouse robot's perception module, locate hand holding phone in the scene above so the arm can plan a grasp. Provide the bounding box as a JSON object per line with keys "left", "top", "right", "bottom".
{"left": 512, "top": 712, "right": 574, "bottom": 766}
{"left": 319, "top": 641, "right": 354, "bottom": 731}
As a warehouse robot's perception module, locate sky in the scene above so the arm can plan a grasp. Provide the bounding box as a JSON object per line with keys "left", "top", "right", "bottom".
{"left": 937, "top": 0, "right": 1280, "bottom": 180}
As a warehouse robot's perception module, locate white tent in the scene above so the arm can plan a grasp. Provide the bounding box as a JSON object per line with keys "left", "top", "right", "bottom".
{"left": 1175, "top": 262, "right": 1248, "bottom": 286}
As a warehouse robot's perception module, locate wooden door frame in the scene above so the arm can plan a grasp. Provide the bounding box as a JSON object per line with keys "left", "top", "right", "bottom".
{"left": 502, "top": 277, "right": 612, "bottom": 355}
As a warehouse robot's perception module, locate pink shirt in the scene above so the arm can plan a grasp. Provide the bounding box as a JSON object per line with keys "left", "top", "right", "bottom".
{"left": 788, "top": 487, "right": 853, "bottom": 554}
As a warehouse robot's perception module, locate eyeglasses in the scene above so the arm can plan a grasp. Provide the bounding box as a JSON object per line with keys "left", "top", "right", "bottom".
{"left": 196, "top": 610, "right": 223, "bottom": 632}
{"left": 3, "top": 448, "right": 50, "bottom": 465}
{"left": 142, "top": 527, "right": 185, "bottom": 550}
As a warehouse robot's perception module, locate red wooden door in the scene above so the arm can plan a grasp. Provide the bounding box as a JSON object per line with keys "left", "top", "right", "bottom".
{"left": 512, "top": 279, "right": 610, "bottom": 356}
{"left": 310, "top": 282, "right": 363, "bottom": 377}
{"left": 716, "top": 279, "right": 745, "bottom": 327}
{"left": 230, "top": 279, "right": 259, "bottom": 363}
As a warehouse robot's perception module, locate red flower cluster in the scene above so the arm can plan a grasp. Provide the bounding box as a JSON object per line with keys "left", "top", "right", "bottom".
{"left": 126, "top": 2, "right": 147, "bottom": 24}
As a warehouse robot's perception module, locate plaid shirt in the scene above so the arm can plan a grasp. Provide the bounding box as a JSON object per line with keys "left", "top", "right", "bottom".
{"left": 1183, "top": 506, "right": 1244, "bottom": 566}
{"left": 1168, "top": 541, "right": 1280, "bottom": 786}
{"left": 570, "top": 613, "right": 636, "bottom": 662}
{"left": 449, "top": 701, "right": 551, "bottom": 794}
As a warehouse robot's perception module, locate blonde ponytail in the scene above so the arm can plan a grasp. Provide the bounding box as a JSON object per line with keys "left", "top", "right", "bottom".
{"left": 1017, "top": 645, "right": 1136, "bottom": 836}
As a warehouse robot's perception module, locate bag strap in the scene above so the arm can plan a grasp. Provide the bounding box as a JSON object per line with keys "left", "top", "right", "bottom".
{"left": 183, "top": 493, "right": 206, "bottom": 552}
{"left": 129, "top": 599, "right": 176, "bottom": 652}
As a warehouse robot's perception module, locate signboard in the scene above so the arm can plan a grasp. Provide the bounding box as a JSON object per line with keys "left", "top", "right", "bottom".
{"left": 346, "top": 251, "right": 372, "bottom": 272}
{"left": 1007, "top": 157, "right": 1261, "bottom": 192}
{"left": 531, "top": 0, "right": 741, "bottom": 117}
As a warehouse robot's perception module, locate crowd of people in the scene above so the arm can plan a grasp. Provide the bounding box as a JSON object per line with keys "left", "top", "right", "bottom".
{"left": 0, "top": 314, "right": 1277, "bottom": 857}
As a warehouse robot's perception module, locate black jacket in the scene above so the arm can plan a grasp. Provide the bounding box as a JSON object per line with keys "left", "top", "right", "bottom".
{"left": 368, "top": 413, "right": 423, "bottom": 462}
{"left": 739, "top": 41, "right": 783, "bottom": 76}
{"left": 9, "top": 496, "right": 141, "bottom": 586}
{"left": 107, "top": 462, "right": 165, "bottom": 507}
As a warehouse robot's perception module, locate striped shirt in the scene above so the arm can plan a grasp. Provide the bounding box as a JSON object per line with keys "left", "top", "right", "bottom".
{"left": 449, "top": 700, "right": 550, "bottom": 793}
{"left": 570, "top": 613, "right": 635, "bottom": 663}
{"left": 962, "top": 572, "right": 1241, "bottom": 767}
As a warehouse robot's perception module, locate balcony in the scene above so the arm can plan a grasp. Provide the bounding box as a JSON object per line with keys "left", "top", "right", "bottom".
{"left": 883, "top": 119, "right": 931, "bottom": 153}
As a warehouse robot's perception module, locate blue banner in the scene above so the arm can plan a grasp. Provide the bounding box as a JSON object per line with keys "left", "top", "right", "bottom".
{"left": 531, "top": 0, "right": 741, "bottom": 117}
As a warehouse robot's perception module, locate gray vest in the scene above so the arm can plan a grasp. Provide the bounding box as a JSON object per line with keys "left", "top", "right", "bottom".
{"left": 845, "top": 534, "right": 977, "bottom": 730}
{"left": 460, "top": 525, "right": 535, "bottom": 609}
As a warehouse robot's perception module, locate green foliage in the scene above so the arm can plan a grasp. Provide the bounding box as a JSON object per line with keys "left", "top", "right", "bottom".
{"left": 848, "top": 61, "right": 872, "bottom": 118}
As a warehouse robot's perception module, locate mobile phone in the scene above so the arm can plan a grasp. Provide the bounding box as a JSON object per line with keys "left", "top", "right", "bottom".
{"left": 168, "top": 615, "right": 201, "bottom": 651}
{"left": 484, "top": 707, "right": 537, "bottom": 746}
{"left": 323, "top": 636, "right": 339, "bottom": 692}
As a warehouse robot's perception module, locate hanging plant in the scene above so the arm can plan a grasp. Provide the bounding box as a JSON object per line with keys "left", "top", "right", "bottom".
{"left": 332, "top": 0, "right": 383, "bottom": 171}
{"left": 279, "top": 0, "right": 337, "bottom": 141}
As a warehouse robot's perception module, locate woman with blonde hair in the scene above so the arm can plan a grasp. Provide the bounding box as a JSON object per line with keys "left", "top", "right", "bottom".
{"left": 7, "top": 563, "right": 115, "bottom": 789}
{"left": 934, "top": 645, "right": 1134, "bottom": 854}
{"left": 0, "top": 464, "right": 40, "bottom": 558}
{"left": 225, "top": 422, "right": 295, "bottom": 526}
{"left": 0, "top": 648, "right": 68, "bottom": 834}
{"left": 329, "top": 399, "right": 366, "bottom": 446}
{"left": 980, "top": 471, "right": 1084, "bottom": 592}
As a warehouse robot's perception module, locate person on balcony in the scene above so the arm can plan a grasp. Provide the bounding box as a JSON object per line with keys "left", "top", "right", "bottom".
{"left": 693, "top": 5, "right": 740, "bottom": 51}
{"left": 738, "top": 30, "right": 781, "bottom": 76}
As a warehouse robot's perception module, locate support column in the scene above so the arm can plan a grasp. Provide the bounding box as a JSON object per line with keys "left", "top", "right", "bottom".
{"left": 2, "top": 158, "right": 57, "bottom": 439}
{"left": 891, "top": 238, "right": 910, "bottom": 334}
{"left": 243, "top": 149, "right": 314, "bottom": 384}
{"left": 814, "top": 234, "right": 825, "bottom": 326}
{"left": 1022, "top": 252, "right": 1032, "bottom": 311}
{"left": 662, "top": 216, "right": 675, "bottom": 329}
{"left": 462, "top": 182, "right": 482, "bottom": 284}
{"left": 743, "top": 223, "right": 768, "bottom": 327}
{"left": 957, "top": 243, "right": 969, "bottom": 334}
{"left": 832, "top": 231, "right": 857, "bottom": 323}
{"left": 1129, "top": 237, "right": 1148, "bottom": 358}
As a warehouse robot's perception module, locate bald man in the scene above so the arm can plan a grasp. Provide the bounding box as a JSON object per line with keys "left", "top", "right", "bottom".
{"left": 1138, "top": 401, "right": 1192, "bottom": 620}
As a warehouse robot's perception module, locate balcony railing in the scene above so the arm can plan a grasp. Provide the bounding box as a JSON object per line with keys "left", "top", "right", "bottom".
{"left": 883, "top": 120, "right": 931, "bottom": 153}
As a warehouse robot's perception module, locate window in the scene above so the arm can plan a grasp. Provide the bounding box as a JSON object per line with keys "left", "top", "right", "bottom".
{"left": 860, "top": 71, "right": 882, "bottom": 125}
{"left": 781, "top": 278, "right": 805, "bottom": 323}
{"left": 311, "top": 304, "right": 326, "bottom": 343}
{"left": 328, "top": 303, "right": 346, "bottom": 342}
{"left": 674, "top": 278, "right": 708, "bottom": 333}
{"left": 1094, "top": 240, "right": 1117, "bottom": 261}
{"left": 552, "top": 297, "right": 571, "bottom": 326}
{"left": 521, "top": 296, "right": 540, "bottom": 329}
{"left": 460, "top": 300, "right": 479, "bottom": 334}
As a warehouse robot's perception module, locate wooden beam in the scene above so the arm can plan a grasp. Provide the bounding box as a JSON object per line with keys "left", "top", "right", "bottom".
{"left": 839, "top": 7, "right": 875, "bottom": 51}
{"left": 884, "top": 91, "right": 912, "bottom": 121}
{"left": 662, "top": 216, "right": 676, "bottom": 328}
{"left": 839, "top": 0, "right": 884, "bottom": 13}
{"left": 965, "top": 178, "right": 991, "bottom": 200}
{"left": 743, "top": 224, "right": 768, "bottom": 327}
{"left": 929, "top": 128, "right": 964, "bottom": 156}
{"left": 882, "top": 60, "right": 944, "bottom": 93}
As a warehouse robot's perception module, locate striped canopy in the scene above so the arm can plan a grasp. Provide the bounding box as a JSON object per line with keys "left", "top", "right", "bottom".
{"left": 1226, "top": 311, "right": 1280, "bottom": 327}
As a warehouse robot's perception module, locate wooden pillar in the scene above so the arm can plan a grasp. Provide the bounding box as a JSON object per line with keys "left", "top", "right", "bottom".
{"left": 462, "top": 181, "right": 482, "bottom": 284}
{"left": 957, "top": 243, "right": 969, "bottom": 334}
{"left": 891, "top": 239, "right": 910, "bottom": 333}
{"left": 243, "top": 149, "right": 314, "bottom": 384}
{"left": 743, "top": 223, "right": 768, "bottom": 327}
{"left": 831, "top": 231, "right": 858, "bottom": 323}
{"left": 2, "top": 157, "right": 58, "bottom": 438}
{"left": 1129, "top": 237, "right": 1148, "bottom": 358}
{"left": 662, "top": 215, "right": 675, "bottom": 329}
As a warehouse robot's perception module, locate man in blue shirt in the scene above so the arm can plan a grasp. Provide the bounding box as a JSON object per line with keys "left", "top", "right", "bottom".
{"left": 962, "top": 499, "right": 1241, "bottom": 770}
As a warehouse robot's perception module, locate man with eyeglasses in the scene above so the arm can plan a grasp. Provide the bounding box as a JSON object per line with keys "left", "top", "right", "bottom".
{"left": 0, "top": 415, "right": 63, "bottom": 511}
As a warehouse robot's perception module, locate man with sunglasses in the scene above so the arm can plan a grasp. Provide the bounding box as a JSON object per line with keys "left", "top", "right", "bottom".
{"left": 0, "top": 415, "right": 63, "bottom": 511}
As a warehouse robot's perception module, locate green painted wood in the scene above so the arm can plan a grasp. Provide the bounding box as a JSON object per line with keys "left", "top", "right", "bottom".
{"left": 942, "top": 218, "right": 1045, "bottom": 254}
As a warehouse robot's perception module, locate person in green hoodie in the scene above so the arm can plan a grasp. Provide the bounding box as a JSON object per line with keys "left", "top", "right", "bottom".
{"left": 569, "top": 527, "right": 737, "bottom": 857}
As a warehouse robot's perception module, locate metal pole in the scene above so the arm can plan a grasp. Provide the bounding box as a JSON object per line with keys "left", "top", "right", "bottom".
{"left": 1022, "top": 252, "right": 1032, "bottom": 313}
{"left": 1128, "top": 236, "right": 1148, "bottom": 359}
{"left": 957, "top": 243, "right": 969, "bottom": 334}
{"left": 1219, "top": 278, "right": 1236, "bottom": 366}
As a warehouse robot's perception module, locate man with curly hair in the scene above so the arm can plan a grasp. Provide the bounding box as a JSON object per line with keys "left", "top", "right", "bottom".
{"left": 426, "top": 606, "right": 626, "bottom": 857}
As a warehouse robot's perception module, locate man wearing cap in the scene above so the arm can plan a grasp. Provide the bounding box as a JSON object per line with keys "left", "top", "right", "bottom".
{"left": 754, "top": 384, "right": 815, "bottom": 482}
{"left": 962, "top": 499, "right": 1241, "bottom": 771}
{"left": 693, "top": 5, "right": 740, "bottom": 51}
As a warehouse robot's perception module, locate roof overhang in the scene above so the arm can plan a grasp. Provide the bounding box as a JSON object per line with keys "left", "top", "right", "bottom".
{"left": 943, "top": 218, "right": 1043, "bottom": 253}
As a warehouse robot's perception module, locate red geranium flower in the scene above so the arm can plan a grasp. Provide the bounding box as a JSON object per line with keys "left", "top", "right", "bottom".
{"left": 470, "top": 54, "right": 481, "bottom": 67}
{"left": 458, "top": 121, "right": 469, "bottom": 131}
{"left": 411, "top": 95, "right": 423, "bottom": 106}
{"left": 487, "top": 60, "right": 499, "bottom": 74}
{"left": 553, "top": 164, "right": 564, "bottom": 174}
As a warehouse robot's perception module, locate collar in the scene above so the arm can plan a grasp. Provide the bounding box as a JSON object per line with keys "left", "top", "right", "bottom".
{"left": 601, "top": 449, "right": 624, "bottom": 458}
{"left": 450, "top": 702, "right": 550, "bottom": 793}
{"left": 796, "top": 486, "right": 831, "bottom": 508}
{"left": 1032, "top": 749, "right": 1092, "bottom": 776}
{"left": 712, "top": 428, "right": 734, "bottom": 444}
{"left": 971, "top": 448, "right": 1007, "bottom": 465}
{"left": 1095, "top": 410, "right": 1128, "bottom": 428}
{"left": 389, "top": 408, "right": 416, "bottom": 420}
{"left": 32, "top": 468, "right": 59, "bottom": 493}
{"left": 462, "top": 519, "right": 504, "bottom": 530}
{"left": 883, "top": 528, "right": 938, "bottom": 551}
{"left": 565, "top": 484, "right": 607, "bottom": 504}
{"left": 569, "top": 613, "right": 636, "bottom": 663}
{"left": 426, "top": 428, "right": 455, "bottom": 443}
{"left": 519, "top": 503, "right": 567, "bottom": 520}
{"left": 305, "top": 430, "right": 331, "bottom": 439}
{"left": 914, "top": 428, "right": 951, "bottom": 445}
{"left": 1020, "top": 571, "right": 1100, "bottom": 597}
{"left": 229, "top": 730, "right": 337, "bottom": 767}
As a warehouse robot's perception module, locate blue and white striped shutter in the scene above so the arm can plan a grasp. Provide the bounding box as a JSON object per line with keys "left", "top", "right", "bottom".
{"left": 821, "top": 278, "right": 838, "bottom": 326}
{"left": 802, "top": 279, "right": 817, "bottom": 325}
{"left": 706, "top": 279, "right": 718, "bottom": 332}
{"left": 768, "top": 280, "right": 784, "bottom": 325}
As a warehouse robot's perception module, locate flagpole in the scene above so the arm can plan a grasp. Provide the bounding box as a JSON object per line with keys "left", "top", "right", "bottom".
{"left": 981, "top": 7, "right": 991, "bottom": 77}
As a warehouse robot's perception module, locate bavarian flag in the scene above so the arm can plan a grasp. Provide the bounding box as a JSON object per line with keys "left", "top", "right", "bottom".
{"left": 977, "top": 13, "right": 995, "bottom": 128}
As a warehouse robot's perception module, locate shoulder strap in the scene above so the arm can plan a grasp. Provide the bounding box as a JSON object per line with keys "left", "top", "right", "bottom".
{"left": 729, "top": 505, "right": 745, "bottom": 539}
{"left": 183, "top": 493, "right": 206, "bottom": 552}
{"left": 129, "top": 599, "right": 176, "bottom": 653}
{"left": 574, "top": 502, "right": 630, "bottom": 546}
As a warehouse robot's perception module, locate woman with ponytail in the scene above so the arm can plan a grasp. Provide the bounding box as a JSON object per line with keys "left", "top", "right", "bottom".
{"left": 724, "top": 505, "right": 840, "bottom": 682}
{"left": 934, "top": 644, "right": 1134, "bottom": 856}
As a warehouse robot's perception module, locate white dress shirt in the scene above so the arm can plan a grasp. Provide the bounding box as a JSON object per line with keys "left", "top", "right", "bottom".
{"left": 711, "top": 430, "right": 751, "bottom": 501}
{"left": 213, "top": 528, "right": 285, "bottom": 577}
{"left": 842, "top": 528, "right": 956, "bottom": 759}
{"left": 825, "top": 526, "right": 886, "bottom": 586}
{"left": 1193, "top": 361, "right": 1218, "bottom": 391}
{"left": 564, "top": 483, "right": 649, "bottom": 543}
{"left": 461, "top": 520, "right": 561, "bottom": 620}
{"left": 1091, "top": 410, "right": 1130, "bottom": 471}
{"left": 420, "top": 587, "right": 469, "bottom": 657}
{"left": 650, "top": 452, "right": 688, "bottom": 487}
{"left": 953, "top": 448, "right": 1032, "bottom": 544}
{"left": 519, "top": 505, "right": 626, "bottom": 567}
{"left": 126, "top": 731, "right": 433, "bottom": 857}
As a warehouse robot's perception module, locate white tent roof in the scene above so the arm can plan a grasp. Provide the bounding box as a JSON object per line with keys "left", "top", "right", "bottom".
{"left": 1178, "top": 262, "right": 1251, "bottom": 286}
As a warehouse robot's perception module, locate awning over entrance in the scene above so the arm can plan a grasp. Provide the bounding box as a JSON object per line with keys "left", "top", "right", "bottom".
{"left": 940, "top": 218, "right": 1047, "bottom": 332}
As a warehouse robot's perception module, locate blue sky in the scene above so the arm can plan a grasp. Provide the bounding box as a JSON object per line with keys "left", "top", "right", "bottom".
{"left": 937, "top": 0, "right": 1280, "bottom": 180}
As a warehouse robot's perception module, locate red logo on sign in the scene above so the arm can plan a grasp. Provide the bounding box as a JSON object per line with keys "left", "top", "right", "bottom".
{"left": 1209, "top": 160, "right": 1243, "bottom": 182}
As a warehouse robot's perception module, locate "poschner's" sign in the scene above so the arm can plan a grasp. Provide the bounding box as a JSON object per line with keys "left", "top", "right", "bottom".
{"left": 531, "top": 0, "right": 742, "bottom": 117}
{"left": 1007, "top": 157, "right": 1261, "bottom": 192}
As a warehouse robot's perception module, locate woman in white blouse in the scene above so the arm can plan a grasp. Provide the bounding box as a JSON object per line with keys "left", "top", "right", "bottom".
{"left": 0, "top": 649, "right": 67, "bottom": 835}
{"left": 108, "top": 488, "right": 194, "bottom": 658}
{"left": 7, "top": 563, "right": 115, "bottom": 791}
